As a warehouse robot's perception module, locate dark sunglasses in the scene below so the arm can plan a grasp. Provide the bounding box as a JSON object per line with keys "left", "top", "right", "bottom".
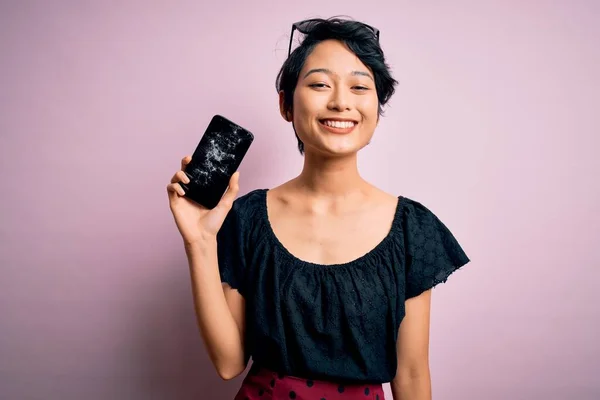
{"left": 287, "top": 19, "right": 380, "bottom": 56}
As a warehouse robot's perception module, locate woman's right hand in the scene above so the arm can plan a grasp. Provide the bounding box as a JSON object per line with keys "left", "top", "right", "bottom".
{"left": 166, "top": 156, "right": 240, "bottom": 245}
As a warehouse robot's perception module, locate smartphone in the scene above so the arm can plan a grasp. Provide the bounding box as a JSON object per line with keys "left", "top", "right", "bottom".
{"left": 178, "top": 115, "right": 254, "bottom": 209}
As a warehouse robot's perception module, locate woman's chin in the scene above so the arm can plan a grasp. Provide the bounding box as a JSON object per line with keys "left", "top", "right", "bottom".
{"left": 306, "top": 141, "right": 365, "bottom": 157}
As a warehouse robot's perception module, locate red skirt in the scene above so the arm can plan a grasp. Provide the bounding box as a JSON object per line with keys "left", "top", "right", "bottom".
{"left": 234, "top": 367, "right": 385, "bottom": 400}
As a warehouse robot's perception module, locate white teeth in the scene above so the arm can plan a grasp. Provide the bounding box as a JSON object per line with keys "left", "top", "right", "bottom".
{"left": 322, "top": 120, "right": 356, "bottom": 129}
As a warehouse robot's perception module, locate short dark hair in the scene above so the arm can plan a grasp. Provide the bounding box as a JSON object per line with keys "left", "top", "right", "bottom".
{"left": 276, "top": 17, "right": 398, "bottom": 154}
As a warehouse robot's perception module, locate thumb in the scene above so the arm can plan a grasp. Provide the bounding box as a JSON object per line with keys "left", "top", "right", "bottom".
{"left": 218, "top": 171, "right": 240, "bottom": 211}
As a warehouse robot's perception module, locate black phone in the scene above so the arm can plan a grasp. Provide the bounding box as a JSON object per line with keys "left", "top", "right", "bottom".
{"left": 178, "top": 115, "right": 254, "bottom": 209}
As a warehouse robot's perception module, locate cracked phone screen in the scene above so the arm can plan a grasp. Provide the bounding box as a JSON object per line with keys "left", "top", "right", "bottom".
{"left": 183, "top": 115, "right": 254, "bottom": 209}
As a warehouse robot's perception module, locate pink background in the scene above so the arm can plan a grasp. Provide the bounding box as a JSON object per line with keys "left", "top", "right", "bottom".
{"left": 1, "top": 1, "right": 598, "bottom": 399}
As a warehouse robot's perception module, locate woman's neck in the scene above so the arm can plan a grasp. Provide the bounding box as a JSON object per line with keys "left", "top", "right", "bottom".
{"left": 294, "top": 151, "right": 370, "bottom": 199}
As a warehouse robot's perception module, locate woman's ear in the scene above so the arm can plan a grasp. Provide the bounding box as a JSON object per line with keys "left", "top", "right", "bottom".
{"left": 278, "top": 91, "right": 293, "bottom": 122}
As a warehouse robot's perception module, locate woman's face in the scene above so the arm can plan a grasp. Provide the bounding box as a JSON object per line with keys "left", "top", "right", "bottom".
{"left": 283, "top": 39, "right": 380, "bottom": 156}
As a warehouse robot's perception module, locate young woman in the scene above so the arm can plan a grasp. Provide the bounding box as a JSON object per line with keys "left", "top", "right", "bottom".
{"left": 167, "top": 17, "right": 470, "bottom": 400}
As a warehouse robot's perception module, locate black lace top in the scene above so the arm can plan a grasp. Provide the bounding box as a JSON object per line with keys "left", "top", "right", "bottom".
{"left": 216, "top": 189, "right": 470, "bottom": 384}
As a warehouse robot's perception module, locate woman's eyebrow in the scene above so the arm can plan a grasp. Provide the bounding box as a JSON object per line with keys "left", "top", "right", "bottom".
{"left": 303, "top": 68, "right": 374, "bottom": 81}
{"left": 352, "top": 70, "right": 374, "bottom": 81}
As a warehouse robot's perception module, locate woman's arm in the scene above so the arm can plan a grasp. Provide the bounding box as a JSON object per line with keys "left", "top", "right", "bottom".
{"left": 391, "top": 290, "right": 433, "bottom": 400}
{"left": 186, "top": 240, "right": 247, "bottom": 380}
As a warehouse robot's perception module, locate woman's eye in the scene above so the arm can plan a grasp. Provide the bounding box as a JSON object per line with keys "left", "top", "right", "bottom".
{"left": 353, "top": 86, "right": 369, "bottom": 91}
{"left": 309, "top": 83, "right": 329, "bottom": 89}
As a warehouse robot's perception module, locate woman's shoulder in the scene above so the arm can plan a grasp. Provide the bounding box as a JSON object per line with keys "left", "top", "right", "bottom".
{"left": 231, "top": 188, "right": 267, "bottom": 214}
{"left": 396, "top": 194, "right": 470, "bottom": 263}
{"left": 368, "top": 185, "right": 432, "bottom": 214}
{"left": 396, "top": 195, "right": 449, "bottom": 225}
{"left": 382, "top": 189, "right": 462, "bottom": 240}
{"left": 221, "top": 188, "right": 268, "bottom": 244}
{"left": 368, "top": 186, "right": 401, "bottom": 208}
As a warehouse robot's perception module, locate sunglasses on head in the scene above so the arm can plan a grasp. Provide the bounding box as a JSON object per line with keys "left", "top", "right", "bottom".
{"left": 287, "top": 18, "right": 380, "bottom": 56}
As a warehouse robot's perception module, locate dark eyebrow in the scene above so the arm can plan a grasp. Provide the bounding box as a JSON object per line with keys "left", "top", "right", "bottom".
{"left": 352, "top": 70, "right": 374, "bottom": 81}
{"left": 303, "top": 68, "right": 374, "bottom": 81}
{"left": 303, "top": 68, "right": 332, "bottom": 78}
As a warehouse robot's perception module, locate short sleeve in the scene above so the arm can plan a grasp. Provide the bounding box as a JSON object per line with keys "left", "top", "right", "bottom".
{"left": 216, "top": 200, "right": 247, "bottom": 296}
{"left": 403, "top": 199, "right": 471, "bottom": 299}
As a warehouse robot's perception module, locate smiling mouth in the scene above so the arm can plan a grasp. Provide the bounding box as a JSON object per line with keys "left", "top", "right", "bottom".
{"left": 319, "top": 119, "right": 357, "bottom": 129}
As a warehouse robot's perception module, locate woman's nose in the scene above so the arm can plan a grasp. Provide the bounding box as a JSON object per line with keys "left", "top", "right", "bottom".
{"left": 328, "top": 88, "right": 351, "bottom": 111}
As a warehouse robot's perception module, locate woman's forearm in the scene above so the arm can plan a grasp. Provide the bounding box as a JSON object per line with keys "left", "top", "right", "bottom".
{"left": 185, "top": 240, "right": 246, "bottom": 379}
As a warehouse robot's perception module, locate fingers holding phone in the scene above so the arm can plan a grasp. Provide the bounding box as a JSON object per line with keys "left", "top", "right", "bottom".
{"left": 216, "top": 171, "right": 240, "bottom": 211}
{"left": 167, "top": 167, "right": 190, "bottom": 198}
{"left": 181, "top": 155, "right": 191, "bottom": 171}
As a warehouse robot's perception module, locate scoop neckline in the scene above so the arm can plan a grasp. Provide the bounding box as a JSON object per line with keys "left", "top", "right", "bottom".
{"left": 259, "top": 188, "right": 405, "bottom": 269}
